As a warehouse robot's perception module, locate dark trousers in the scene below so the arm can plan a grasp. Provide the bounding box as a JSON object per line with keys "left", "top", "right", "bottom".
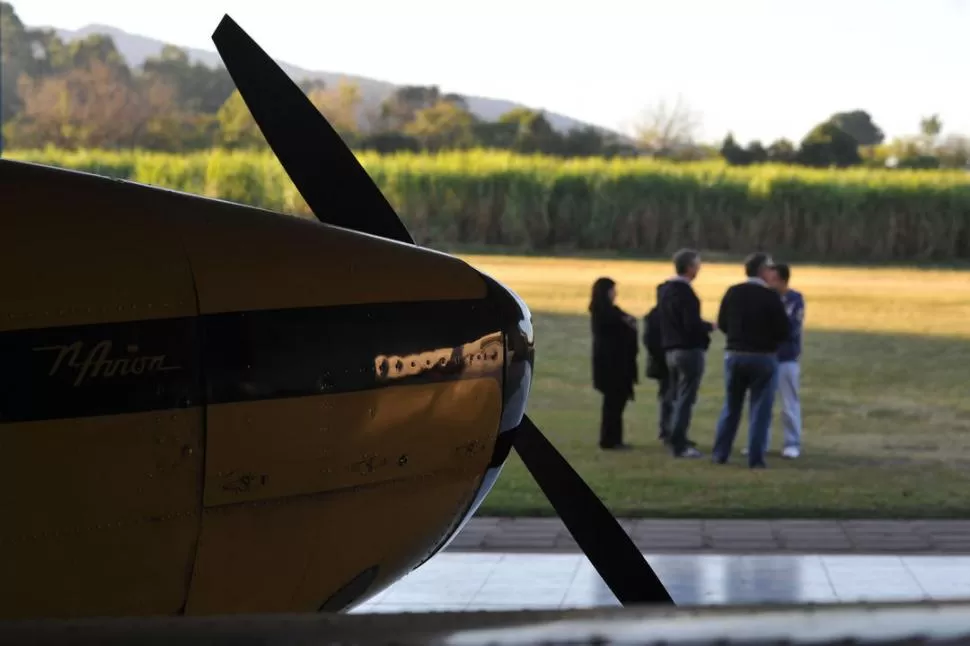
{"left": 599, "top": 390, "right": 628, "bottom": 448}
{"left": 664, "top": 349, "right": 705, "bottom": 453}
{"left": 712, "top": 353, "right": 779, "bottom": 466}
{"left": 657, "top": 376, "right": 673, "bottom": 440}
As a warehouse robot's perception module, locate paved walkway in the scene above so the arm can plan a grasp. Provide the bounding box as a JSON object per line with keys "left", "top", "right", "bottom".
{"left": 446, "top": 518, "right": 970, "bottom": 554}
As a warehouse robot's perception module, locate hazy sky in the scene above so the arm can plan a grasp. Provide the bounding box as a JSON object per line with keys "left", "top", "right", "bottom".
{"left": 12, "top": 0, "right": 970, "bottom": 143}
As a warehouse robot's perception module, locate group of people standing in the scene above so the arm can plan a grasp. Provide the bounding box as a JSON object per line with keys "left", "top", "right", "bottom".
{"left": 589, "top": 249, "right": 805, "bottom": 468}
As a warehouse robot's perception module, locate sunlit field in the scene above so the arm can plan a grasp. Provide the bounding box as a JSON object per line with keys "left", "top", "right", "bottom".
{"left": 462, "top": 254, "right": 970, "bottom": 518}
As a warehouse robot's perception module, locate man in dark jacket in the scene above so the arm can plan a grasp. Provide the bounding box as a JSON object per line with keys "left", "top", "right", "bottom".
{"left": 711, "top": 251, "right": 791, "bottom": 468}
{"left": 643, "top": 283, "right": 672, "bottom": 442}
{"left": 657, "top": 249, "right": 716, "bottom": 458}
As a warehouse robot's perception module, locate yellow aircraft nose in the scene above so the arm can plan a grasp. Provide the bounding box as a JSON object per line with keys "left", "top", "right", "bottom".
{"left": 413, "top": 272, "right": 535, "bottom": 565}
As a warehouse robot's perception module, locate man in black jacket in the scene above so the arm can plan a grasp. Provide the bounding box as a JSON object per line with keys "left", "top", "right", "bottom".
{"left": 711, "top": 251, "right": 791, "bottom": 468}
{"left": 643, "top": 283, "right": 672, "bottom": 443}
{"left": 657, "top": 249, "right": 715, "bottom": 458}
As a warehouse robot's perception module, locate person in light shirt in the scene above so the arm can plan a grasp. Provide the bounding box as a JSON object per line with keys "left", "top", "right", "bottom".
{"left": 767, "top": 263, "right": 805, "bottom": 459}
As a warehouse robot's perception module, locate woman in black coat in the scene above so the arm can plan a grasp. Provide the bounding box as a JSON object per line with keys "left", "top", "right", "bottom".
{"left": 589, "top": 277, "right": 639, "bottom": 450}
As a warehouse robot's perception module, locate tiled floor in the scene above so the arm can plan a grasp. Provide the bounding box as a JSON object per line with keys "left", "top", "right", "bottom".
{"left": 449, "top": 518, "right": 970, "bottom": 553}
{"left": 350, "top": 553, "right": 970, "bottom": 614}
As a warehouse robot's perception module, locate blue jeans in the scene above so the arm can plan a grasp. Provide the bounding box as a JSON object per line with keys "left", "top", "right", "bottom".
{"left": 712, "top": 353, "right": 779, "bottom": 466}
{"left": 766, "top": 361, "right": 801, "bottom": 451}
{"left": 664, "top": 349, "right": 705, "bottom": 454}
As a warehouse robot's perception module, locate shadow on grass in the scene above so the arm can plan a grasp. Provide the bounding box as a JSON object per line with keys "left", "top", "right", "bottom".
{"left": 480, "top": 312, "right": 970, "bottom": 519}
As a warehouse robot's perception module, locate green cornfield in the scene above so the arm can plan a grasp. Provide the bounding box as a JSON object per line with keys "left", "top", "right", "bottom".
{"left": 7, "top": 147, "right": 970, "bottom": 261}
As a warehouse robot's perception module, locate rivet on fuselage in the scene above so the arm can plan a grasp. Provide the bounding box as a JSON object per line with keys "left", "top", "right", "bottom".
{"left": 398, "top": 455, "right": 408, "bottom": 466}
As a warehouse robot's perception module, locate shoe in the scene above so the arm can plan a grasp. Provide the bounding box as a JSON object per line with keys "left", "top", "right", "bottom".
{"left": 782, "top": 446, "right": 800, "bottom": 459}
{"left": 674, "top": 447, "right": 703, "bottom": 459}
{"left": 750, "top": 462, "right": 767, "bottom": 469}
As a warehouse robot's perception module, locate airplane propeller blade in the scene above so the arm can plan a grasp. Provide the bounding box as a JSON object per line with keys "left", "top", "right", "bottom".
{"left": 511, "top": 415, "right": 674, "bottom": 606}
{"left": 210, "top": 15, "right": 414, "bottom": 245}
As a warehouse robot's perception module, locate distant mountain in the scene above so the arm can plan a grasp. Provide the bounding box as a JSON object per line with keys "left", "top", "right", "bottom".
{"left": 46, "top": 23, "right": 619, "bottom": 137}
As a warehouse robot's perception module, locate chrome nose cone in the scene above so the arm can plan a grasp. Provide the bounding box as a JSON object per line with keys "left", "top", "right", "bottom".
{"left": 480, "top": 272, "right": 534, "bottom": 435}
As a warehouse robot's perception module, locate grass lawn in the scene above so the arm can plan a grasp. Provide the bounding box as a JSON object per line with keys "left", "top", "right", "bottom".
{"left": 458, "top": 254, "right": 970, "bottom": 518}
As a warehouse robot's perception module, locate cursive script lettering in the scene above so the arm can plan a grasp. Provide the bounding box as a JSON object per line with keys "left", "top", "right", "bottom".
{"left": 33, "top": 341, "right": 181, "bottom": 387}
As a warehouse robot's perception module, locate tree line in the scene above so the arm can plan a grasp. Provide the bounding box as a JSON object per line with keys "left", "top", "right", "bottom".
{"left": 2, "top": 2, "right": 968, "bottom": 169}
{"left": 719, "top": 111, "right": 968, "bottom": 170}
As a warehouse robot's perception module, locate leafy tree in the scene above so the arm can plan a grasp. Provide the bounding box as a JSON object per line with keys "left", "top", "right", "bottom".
{"left": 920, "top": 114, "right": 943, "bottom": 139}
{"left": 357, "top": 131, "right": 420, "bottom": 153}
{"left": 498, "top": 107, "right": 562, "bottom": 154}
{"left": 560, "top": 126, "right": 606, "bottom": 158}
{"left": 215, "top": 89, "right": 266, "bottom": 149}
{"left": 766, "top": 138, "right": 796, "bottom": 164}
{"left": 1, "top": 2, "right": 29, "bottom": 123}
{"left": 403, "top": 100, "right": 476, "bottom": 151}
{"left": 378, "top": 85, "right": 443, "bottom": 131}
{"left": 745, "top": 140, "right": 768, "bottom": 164}
{"left": 1, "top": 3, "right": 69, "bottom": 133}
{"left": 473, "top": 120, "right": 519, "bottom": 150}
{"left": 141, "top": 45, "right": 235, "bottom": 114}
{"left": 919, "top": 114, "right": 943, "bottom": 152}
{"left": 720, "top": 133, "right": 751, "bottom": 165}
{"left": 441, "top": 92, "right": 468, "bottom": 110}
{"left": 6, "top": 59, "right": 169, "bottom": 149}
{"left": 309, "top": 80, "right": 364, "bottom": 142}
{"left": 829, "top": 110, "right": 884, "bottom": 146}
{"left": 795, "top": 121, "right": 862, "bottom": 168}
{"left": 62, "top": 34, "right": 128, "bottom": 75}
